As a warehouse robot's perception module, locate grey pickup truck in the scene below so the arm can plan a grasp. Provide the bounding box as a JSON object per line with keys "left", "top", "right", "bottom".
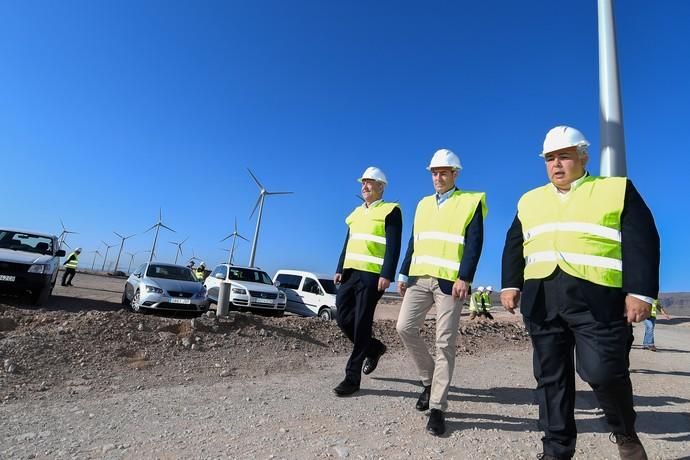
{"left": 0, "top": 228, "right": 66, "bottom": 304}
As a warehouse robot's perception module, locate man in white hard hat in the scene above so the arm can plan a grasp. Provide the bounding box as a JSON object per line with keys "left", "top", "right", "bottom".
{"left": 61, "top": 247, "right": 82, "bottom": 286}
{"left": 396, "top": 148, "right": 486, "bottom": 436}
{"left": 480, "top": 286, "right": 494, "bottom": 320}
{"left": 333, "top": 166, "right": 402, "bottom": 396}
{"left": 468, "top": 286, "right": 484, "bottom": 320}
{"left": 195, "top": 262, "right": 206, "bottom": 281}
{"left": 501, "top": 125, "right": 659, "bottom": 460}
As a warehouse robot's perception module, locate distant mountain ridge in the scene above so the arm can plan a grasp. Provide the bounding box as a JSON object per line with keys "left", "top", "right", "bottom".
{"left": 660, "top": 292, "right": 690, "bottom": 314}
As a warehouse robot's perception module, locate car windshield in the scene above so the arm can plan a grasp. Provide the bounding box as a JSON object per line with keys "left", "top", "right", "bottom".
{"left": 319, "top": 279, "right": 338, "bottom": 294}
{"left": 146, "top": 264, "right": 197, "bottom": 281}
{"left": 0, "top": 230, "right": 53, "bottom": 254}
{"left": 227, "top": 267, "right": 272, "bottom": 285}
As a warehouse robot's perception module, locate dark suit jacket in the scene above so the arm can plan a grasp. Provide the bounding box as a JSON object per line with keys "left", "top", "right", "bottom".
{"left": 501, "top": 179, "right": 660, "bottom": 323}
{"left": 399, "top": 205, "right": 484, "bottom": 295}
{"left": 336, "top": 205, "right": 402, "bottom": 283}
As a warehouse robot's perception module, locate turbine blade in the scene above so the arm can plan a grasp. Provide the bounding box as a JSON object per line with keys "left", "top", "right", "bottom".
{"left": 145, "top": 224, "right": 157, "bottom": 233}
{"left": 160, "top": 223, "right": 175, "bottom": 232}
{"left": 247, "top": 168, "right": 263, "bottom": 190}
{"left": 249, "top": 195, "right": 262, "bottom": 219}
{"left": 220, "top": 234, "right": 232, "bottom": 242}
{"left": 238, "top": 234, "right": 250, "bottom": 242}
{"left": 114, "top": 231, "right": 124, "bottom": 239}
{"left": 266, "top": 191, "right": 293, "bottom": 195}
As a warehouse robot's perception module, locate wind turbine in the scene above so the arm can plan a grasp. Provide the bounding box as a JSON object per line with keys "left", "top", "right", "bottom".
{"left": 169, "top": 237, "right": 189, "bottom": 264}
{"left": 113, "top": 231, "right": 135, "bottom": 273}
{"left": 88, "top": 250, "right": 102, "bottom": 270}
{"left": 125, "top": 250, "right": 149, "bottom": 273}
{"left": 58, "top": 219, "right": 78, "bottom": 250}
{"left": 220, "top": 217, "right": 249, "bottom": 265}
{"left": 247, "top": 169, "right": 293, "bottom": 267}
{"left": 100, "top": 241, "right": 117, "bottom": 272}
{"left": 145, "top": 209, "right": 175, "bottom": 263}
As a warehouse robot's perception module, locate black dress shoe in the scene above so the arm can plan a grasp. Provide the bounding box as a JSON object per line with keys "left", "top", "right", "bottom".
{"left": 426, "top": 409, "right": 445, "bottom": 436}
{"left": 416, "top": 384, "right": 431, "bottom": 411}
{"left": 333, "top": 379, "right": 360, "bottom": 397}
{"left": 363, "top": 344, "right": 387, "bottom": 375}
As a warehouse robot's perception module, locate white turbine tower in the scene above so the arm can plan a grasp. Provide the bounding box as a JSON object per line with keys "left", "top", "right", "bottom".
{"left": 88, "top": 250, "right": 102, "bottom": 271}
{"left": 113, "top": 231, "right": 135, "bottom": 273}
{"left": 247, "top": 169, "right": 293, "bottom": 267}
{"left": 145, "top": 209, "right": 175, "bottom": 263}
{"left": 220, "top": 217, "right": 249, "bottom": 265}
{"left": 169, "top": 237, "right": 189, "bottom": 264}
{"left": 100, "top": 241, "right": 117, "bottom": 272}
{"left": 58, "top": 219, "right": 78, "bottom": 250}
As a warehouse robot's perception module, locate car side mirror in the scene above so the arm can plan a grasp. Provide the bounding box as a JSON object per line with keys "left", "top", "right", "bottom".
{"left": 273, "top": 280, "right": 281, "bottom": 287}
{"left": 215, "top": 273, "right": 224, "bottom": 279}
{"left": 56, "top": 249, "right": 66, "bottom": 257}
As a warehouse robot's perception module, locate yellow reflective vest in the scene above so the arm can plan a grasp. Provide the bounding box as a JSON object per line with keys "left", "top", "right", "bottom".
{"left": 195, "top": 268, "right": 205, "bottom": 281}
{"left": 518, "top": 176, "right": 626, "bottom": 288}
{"left": 651, "top": 299, "right": 659, "bottom": 318}
{"left": 64, "top": 252, "right": 79, "bottom": 269}
{"left": 343, "top": 201, "right": 399, "bottom": 274}
{"left": 409, "top": 190, "right": 487, "bottom": 282}
{"left": 481, "top": 292, "right": 491, "bottom": 310}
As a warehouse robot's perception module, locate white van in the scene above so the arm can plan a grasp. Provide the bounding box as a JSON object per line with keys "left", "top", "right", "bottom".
{"left": 273, "top": 269, "right": 337, "bottom": 320}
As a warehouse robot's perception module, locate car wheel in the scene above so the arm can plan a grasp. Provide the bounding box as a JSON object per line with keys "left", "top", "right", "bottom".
{"left": 121, "top": 289, "right": 129, "bottom": 306}
{"left": 318, "top": 307, "right": 332, "bottom": 320}
{"left": 129, "top": 289, "right": 142, "bottom": 313}
{"left": 31, "top": 287, "right": 51, "bottom": 306}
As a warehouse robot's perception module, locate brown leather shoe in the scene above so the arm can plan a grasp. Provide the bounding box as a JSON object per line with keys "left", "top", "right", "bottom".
{"left": 610, "top": 433, "right": 648, "bottom": 460}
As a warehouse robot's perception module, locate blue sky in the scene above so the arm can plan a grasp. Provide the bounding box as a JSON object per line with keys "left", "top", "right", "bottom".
{"left": 1, "top": 1, "right": 688, "bottom": 291}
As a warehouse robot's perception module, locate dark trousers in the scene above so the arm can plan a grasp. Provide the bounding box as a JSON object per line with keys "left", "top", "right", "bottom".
{"left": 61, "top": 268, "right": 76, "bottom": 286}
{"left": 336, "top": 270, "right": 385, "bottom": 385}
{"left": 524, "top": 270, "right": 636, "bottom": 459}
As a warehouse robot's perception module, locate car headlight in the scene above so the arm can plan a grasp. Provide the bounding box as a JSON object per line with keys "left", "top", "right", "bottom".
{"left": 278, "top": 291, "right": 285, "bottom": 299}
{"left": 145, "top": 285, "right": 164, "bottom": 294}
{"left": 28, "top": 264, "right": 47, "bottom": 274}
{"left": 193, "top": 288, "right": 207, "bottom": 298}
{"left": 231, "top": 287, "right": 247, "bottom": 295}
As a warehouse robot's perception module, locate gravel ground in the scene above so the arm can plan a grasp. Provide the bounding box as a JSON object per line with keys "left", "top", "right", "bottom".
{"left": 1, "top": 273, "right": 689, "bottom": 459}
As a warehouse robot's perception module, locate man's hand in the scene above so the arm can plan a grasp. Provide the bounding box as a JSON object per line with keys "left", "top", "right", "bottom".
{"left": 452, "top": 279, "right": 470, "bottom": 300}
{"left": 625, "top": 295, "right": 651, "bottom": 323}
{"left": 334, "top": 273, "right": 342, "bottom": 285}
{"left": 501, "top": 289, "right": 520, "bottom": 315}
{"left": 378, "top": 277, "right": 391, "bottom": 292}
{"left": 398, "top": 281, "right": 407, "bottom": 296}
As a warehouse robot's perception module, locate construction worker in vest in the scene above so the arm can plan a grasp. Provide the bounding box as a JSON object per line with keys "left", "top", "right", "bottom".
{"left": 501, "top": 126, "right": 660, "bottom": 460}
{"left": 468, "top": 286, "right": 484, "bottom": 320}
{"left": 333, "top": 166, "right": 402, "bottom": 397}
{"left": 61, "top": 247, "right": 82, "bottom": 286}
{"left": 642, "top": 299, "right": 670, "bottom": 352}
{"left": 480, "top": 285, "right": 494, "bottom": 320}
{"left": 396, "top": 148, "right": 486, "bottom": 436}
{"left": 195, "top": 262, "right": 206, "bottom": 281}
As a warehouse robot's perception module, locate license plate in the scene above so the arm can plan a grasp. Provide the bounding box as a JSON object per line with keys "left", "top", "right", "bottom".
{"left": 253, "top": 298, "right": 273, "bottom": 305}
{"left": 170, "top": 298, "right": 191, "bottom": 304}
{"left": 0, "top": 275, "right": 15, "bottom": 282}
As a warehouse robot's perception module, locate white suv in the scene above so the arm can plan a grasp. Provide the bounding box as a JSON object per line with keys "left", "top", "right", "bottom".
{"left": 204, "top": 264, "right": 286, "bottom": 316}
{"left": 273, "top": 269, "right": 337, "bottom": 320}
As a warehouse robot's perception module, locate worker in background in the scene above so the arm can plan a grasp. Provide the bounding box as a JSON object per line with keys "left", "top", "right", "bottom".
{"left": 61, "top": 247, "right": 82, "bottom": 287}
{"left": 501, "top": 126, "right": 659, "bottom": 460}
{"left": 333, "top": 166, "right": 402, "bottom": 397}
{"left": 480, "top": 285, "right": 495, "bottom": 320}
{"left": 643, "top": 299, "right": 671, "bottom": 352}
{"left": 195, "top": 262, "right": 206, "bottom": 281}
{"left": 187, "top": 260, "right": 195, "bottom": 270}
{"left": 468, "top": 286, "right": 484, "bottom": 320}
{"left": 396, "top": 148, "right": 486, "bottom": 436}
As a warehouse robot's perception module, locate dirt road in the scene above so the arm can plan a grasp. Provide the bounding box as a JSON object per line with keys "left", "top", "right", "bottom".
{"left": 1, "top": 273, "right": 689, "bottom": 459}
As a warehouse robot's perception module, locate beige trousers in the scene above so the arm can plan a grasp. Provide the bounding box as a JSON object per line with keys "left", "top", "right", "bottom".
{"left": 396, "top": 276, "right": 463, "bottom": 411}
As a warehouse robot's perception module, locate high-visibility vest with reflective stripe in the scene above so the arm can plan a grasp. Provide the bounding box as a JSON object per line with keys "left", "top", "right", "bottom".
{"left": 469, "top": 291, "right": 482, "bottom": 312}
{"left": 409, "top": 190, "right": 487, "bottom": 282}
{"left": 518, "top": 176, "right": 626, "bottom": 288}
{"left": 195, "top": 268, "right": 205, "bottom": 280}
{"left": 651, "top": 299, "right": 659, "bottom": 318}
{"left": 64, "top": 252, "right": 79, "bottom": 269}
{"left": 481, "top": 292, "right": 491, "bottom": 310}
{"left": 343, "top": 201, "right": 399, "bottom": 274}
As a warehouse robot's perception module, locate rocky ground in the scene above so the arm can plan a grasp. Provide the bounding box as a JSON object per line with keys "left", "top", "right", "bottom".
{"left": 1, "top": 273, "right": 689, "bottom": 459}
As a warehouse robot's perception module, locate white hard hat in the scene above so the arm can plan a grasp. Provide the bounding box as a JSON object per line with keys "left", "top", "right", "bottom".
{"left": 427, "top": 148, "right": 462, "bottom": 170}
{"left": 486, "top": 285, "right": 493, "bottom": 292}
{"left": 477, "top": 286, "right": 485, "bottom": 292}
{"left": 200, "top": 261, "right": 205, "bottom": 267}
{"left": 358, "top": 166, "right": 388, "bottom": 185}
{"left": 75, "top": 247, "right": 82, "bottom": 253}
{"left": 541, "top": 126, "right": 590, "bottom": 157}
